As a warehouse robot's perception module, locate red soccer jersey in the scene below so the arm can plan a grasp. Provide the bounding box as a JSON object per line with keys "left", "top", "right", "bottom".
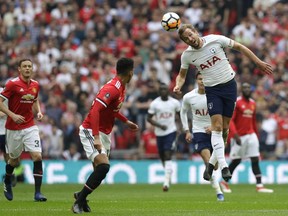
{"left": 0, "top": 77, "right": 39, "bottom": 130}
{"left": 229, "top": 96, "right": 258, "bottom": 137}
{"left": 277, "top": 116, "right": 288, "bottom": 140}
{"left": 82, "top": 77, "right": 125, "bottom": 135}
{"left": 141, "top": 129, "right": 158, "bottom": 156}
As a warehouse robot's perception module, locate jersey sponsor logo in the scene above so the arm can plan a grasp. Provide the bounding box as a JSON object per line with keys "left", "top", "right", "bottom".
{"left": 195, "top": 109, "right": 208, "bottom": 116}
{"left": 199, "top": 56, "right": 221, "bottom": 70}
{"left": 159, "top": 112, "right": 173, "bottom": 119}
{"left": 21, "top": 94, "right": 35, "bottom": 100}
{"left": 243, "top": 109, "right": 253, "bottom": 118}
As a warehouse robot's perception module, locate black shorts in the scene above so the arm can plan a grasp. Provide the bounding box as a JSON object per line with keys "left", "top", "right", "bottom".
{"left": 205, "top": 79, "right": 237, "bottom": 118}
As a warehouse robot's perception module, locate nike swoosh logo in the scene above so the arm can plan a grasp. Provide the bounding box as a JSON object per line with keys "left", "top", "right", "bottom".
{"left": 192, "top": 59, "right": 197, "bottom": 62}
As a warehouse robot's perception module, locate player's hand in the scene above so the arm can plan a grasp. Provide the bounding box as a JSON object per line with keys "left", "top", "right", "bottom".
{"left": 173, "top": 85, "right": 182, "bottom": 95}
{"left": 94, "top": 136, "right": 103, "bottom": 151}
{"left": 234, "top": 134, "right": 241, "bottom": 146}
{"left": 36, "top": 112, "right": 43, "bottom": 121}
{"left": 159, "top": 125, "right": 167, "bottom": 130}
{"left": 257, "top": 61, "right": 273, "bottom": 75}
{"left": 12, "top": 114, "right": 25, "bottom": 124}
{"left": 126, "top": 120, "right": 139, "bottom": 131}
{"left": 204, "top": 126, "right": 212, "bottom": 134}
{"left": 185, "top": 132, "right": 192, "bottom": 143}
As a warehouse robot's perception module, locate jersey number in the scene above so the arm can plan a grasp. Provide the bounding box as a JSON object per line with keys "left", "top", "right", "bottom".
{"left": 34, "top": 140, "right": 40, "bottom": 147}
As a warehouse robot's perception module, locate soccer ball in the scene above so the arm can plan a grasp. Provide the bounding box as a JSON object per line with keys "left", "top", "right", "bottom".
{"left": 161, "top": 12, "right": 181, "bottom": 32}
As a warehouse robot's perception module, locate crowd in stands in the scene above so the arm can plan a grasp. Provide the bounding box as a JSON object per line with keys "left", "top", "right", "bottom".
{"left": 0, "top": 0, "right": 287, "bottom": 161}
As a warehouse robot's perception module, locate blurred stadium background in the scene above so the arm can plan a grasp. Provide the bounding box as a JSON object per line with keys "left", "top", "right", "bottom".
{"left": 0, "top": 0, "right": 288, "bottom": 184}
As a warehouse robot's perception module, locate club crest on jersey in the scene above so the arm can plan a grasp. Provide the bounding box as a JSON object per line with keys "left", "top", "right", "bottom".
{"left": 32, "top": 87, "right": 37, "bottom": 93}
{"left": 208, "top": 102, "right": 213, "bottom": 110}
{"left": 210, "top": 47, "right": 216, "bottom": 54}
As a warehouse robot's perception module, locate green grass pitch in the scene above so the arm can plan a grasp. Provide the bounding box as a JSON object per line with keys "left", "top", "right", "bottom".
{"left": 0, "top": 184, "right": 287, "bottom": 216}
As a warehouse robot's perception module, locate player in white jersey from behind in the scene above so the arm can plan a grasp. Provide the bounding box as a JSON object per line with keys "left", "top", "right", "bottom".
{"left": 173, "top": 24, "right": 273, "bottom": 182}
{"left": 180, "top": 72, "right": 224, "bottom": 201}
{"left": 147, "top": 83, "right": 181, "bottom": 192}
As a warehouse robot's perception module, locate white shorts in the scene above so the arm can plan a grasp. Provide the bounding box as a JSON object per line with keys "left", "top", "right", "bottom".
{"left": 6, "top": 125, "right": 41, "bottom": 159}
{"left": 229, "top": 133, "right": 260, "bottom": 160}
{"left": 79, "top": 125, "right": 111, "bottom": 161}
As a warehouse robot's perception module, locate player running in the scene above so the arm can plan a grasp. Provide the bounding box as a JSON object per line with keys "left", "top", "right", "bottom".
{"left": 181, "top": 72, "right": 224, "bottom": 201}
{"left": 147, "top": 83, "right": 181, "bottom": 192}
{"left": 220, "top": 82, "right": 274, "bottom": 193}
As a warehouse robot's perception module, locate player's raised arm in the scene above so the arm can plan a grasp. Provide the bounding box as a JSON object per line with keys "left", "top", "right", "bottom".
{"left": 232, "top": 41, "right": 273, "bottom": 75}
{"left": 173, "top": 68, "right": 188, "bottom": 94}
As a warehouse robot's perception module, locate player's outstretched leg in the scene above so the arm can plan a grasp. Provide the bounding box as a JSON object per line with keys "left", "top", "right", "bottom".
{"left": 33, "top": 161, "right": 47, "bottom": 202}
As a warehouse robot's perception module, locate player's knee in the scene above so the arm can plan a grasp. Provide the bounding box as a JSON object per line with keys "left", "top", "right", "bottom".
{"left": 9, "top": 159, "right": 20, "bottom": 168}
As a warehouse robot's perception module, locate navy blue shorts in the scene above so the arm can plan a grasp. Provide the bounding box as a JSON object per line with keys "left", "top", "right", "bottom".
{"left": 156, "top": 131, "right": 177, "bottom": 153}
{"left": 205, "top": 78, "right": 237, "bottom": 118}
{"left": 191, "top": 132, "right": 212, "bottom": 153}
{"left": 0, "top": 134, "right": 6, "bottom": 153}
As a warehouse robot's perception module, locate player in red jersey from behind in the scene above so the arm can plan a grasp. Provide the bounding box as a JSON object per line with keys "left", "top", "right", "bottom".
{"left": 220, "top": 83, "right": 273, "bottom": 193}
{"left": 0, "top": 59, "right": 47, "bottom": 201}
{"left": 72, "top": 58, "right": 139, "bottom": 214}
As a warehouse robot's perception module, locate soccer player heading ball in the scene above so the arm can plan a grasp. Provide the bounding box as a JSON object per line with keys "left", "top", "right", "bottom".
{"left": 173, "top": 24, "right": 273, "bottom": 182}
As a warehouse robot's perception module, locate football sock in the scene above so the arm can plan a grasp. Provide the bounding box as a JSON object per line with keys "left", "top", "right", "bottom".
{"left": 228, "top": 159, "right": 241, "bottom": 175}
{"left": 164, "top": 160, "right": 172, "bottom": 186}
{"left": 211, "top": 131, "right": 227, "bottom": 170}
{"left": 209, "top": 151, "right": 217, "bottom": 166}
{"left": 4, "top": 164, "right": 15, "bottom": 184}
{"left": 78, "top": 163, "right": 110, "bottom": 201}
{"left": 33, "top": 161, "right": 43, "bottom": 193}
{"left": 210, "top": 174, "right": 222, "bottom": 194}
{"left": 251, "top": 160, "right": 262, "bottom": 184}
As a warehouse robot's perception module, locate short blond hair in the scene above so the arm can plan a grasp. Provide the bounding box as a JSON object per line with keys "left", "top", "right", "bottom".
{"left": 178, "top": 24, "right": 198, "bottom": 41}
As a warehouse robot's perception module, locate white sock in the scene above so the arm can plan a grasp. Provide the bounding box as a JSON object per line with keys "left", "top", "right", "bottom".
{"left": 209, "top": 151, "right": 218, "bottom": 166}
{"left": 211, "top": 131, "right": 228, "bottom": 169}
{"left": 164, "top": 160, "right": 173, "bottom": 187}
{"left": 210, "top": 174, "right": 222, "bottom": 194}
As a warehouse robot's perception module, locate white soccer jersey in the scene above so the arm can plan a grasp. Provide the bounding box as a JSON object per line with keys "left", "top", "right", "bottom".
{"left": 0, "top": 87, "right": 7, "bottom": 135}
{"left": 181, "top": 34, "right": 235, "bottom": 87}
{"left": 148, "top": 96, "right": 181, "bottom": 136}
{"left": 180, "top": 88, "right": 211, "bottom": 133}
